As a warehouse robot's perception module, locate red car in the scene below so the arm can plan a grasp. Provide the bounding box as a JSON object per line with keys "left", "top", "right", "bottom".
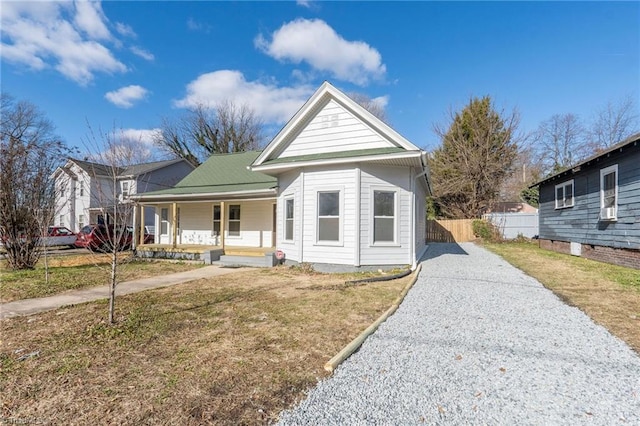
{"left": 75, "top": 224, "right": 133, "bottom": 252}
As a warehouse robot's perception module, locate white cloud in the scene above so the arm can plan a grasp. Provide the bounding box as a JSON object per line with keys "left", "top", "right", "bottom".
{"left": 130, "top": 46, "right": 154, "bottom": 61}
{"left": 296, "top": 0, "right": 312, "bottom": 8}
{"left": 175, "top": 70, "right": 314, "bottom": 124}
{"left": 105, "top": 85, "right": 149, "bottom": 108}
{"left": 117, "top": 128, "right": 161, "bottom": 146}
{"left": 187, "top": 17, "right": 211, "bottom": 33}
{"left": 1, "top": 1, "right": 128, "bottom": 85}
{"left": 115, "top": 22, "right": 136, "bottom": 38}
{"left": 372, "top": 95, "right": 389, "bottom": 110}
{"left": 255, "top": 18, "right": 386, "bottom": 86}
{"left": 73, "top": 0, "right": 110, "bottom": 40}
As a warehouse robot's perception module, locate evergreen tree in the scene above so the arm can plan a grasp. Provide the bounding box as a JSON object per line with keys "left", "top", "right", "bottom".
{"left": 429, "top": 96, "right": 519, "bottom": 218}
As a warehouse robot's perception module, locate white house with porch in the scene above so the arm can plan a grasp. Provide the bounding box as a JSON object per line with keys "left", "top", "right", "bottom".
{"left": 132, "top": 82, "right": 431, "bottom": 269}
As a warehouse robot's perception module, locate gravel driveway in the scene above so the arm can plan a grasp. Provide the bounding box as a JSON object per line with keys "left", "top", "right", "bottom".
{"left": 278, "top": 243, "right": 640, "bottom": 425}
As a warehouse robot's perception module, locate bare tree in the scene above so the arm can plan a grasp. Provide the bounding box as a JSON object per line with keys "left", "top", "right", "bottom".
{"left": 499, "top": 140, "right": 544, "bottom": 206}
{"left": 533, "top": 113, "right": 587, "bottom": 174}
{"left": 155, "top": 101, "right": 264, "bottom": 166}
{"left": 82, "top": 126, "right": 139, "bottom": 324}
{"left": 0, "top": 93, "right": 65, "bottom": 270}
{"left": 429, "top": 96, "right": 520, "bottom": 219}
{"left": 587, "top": 95, "right": 639, "bottom": 152}
{"left": 347, "top": 92, "right": 389, "bottom": 123}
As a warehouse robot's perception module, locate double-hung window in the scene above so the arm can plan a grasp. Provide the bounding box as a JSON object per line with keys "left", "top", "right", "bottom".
{"left": 373, "top": 190, "right": 396, "bottom": 243}
{"left": 554, "top": 180, "right": 574, "bottom": 209}
{"left": 600, "top": 165, "right": 618, "bottom": 220}
{"left": 284, "top": 198, "right": 294, "bottom": 241}
{"left": 317, "top": 191, "right": 340, "bottom": 243}
{"left": 121, "top": 181, "right": 130, "bottom": 197}
{"left": 228, "top": 205, "right": 241, "bottom": 236}
{"left": 213, "top": 205, "right": 221, "bottom": 236}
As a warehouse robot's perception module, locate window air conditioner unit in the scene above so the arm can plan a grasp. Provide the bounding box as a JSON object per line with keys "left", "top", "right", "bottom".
{"left": 600, "top": 207, "right": 616, "bottom": 220}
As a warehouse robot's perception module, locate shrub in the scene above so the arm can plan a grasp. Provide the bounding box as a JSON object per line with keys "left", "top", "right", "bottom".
{"left": 472, "top": 219, "right": 502, "bottom": 242}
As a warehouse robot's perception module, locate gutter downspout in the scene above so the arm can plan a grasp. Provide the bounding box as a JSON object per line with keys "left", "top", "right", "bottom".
{"left": 411, "top": 166, "right": 430, "bottom": 270}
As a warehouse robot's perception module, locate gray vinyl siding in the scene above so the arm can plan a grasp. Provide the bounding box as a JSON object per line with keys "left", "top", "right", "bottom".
{"left": 538, "top": 147, "right": 640, "bottom": 250}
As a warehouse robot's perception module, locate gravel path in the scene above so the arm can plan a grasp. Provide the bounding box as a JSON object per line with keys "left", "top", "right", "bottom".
{"left": 278, "top": 243, "right": 640, "bottom": 425}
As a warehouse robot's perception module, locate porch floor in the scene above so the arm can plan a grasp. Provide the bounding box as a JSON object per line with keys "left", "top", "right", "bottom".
{"left": 137, "top": 244, "right": 274, "bottom": 257}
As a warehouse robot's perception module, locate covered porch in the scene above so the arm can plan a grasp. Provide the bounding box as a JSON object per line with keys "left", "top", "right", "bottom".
{"left": 132, "top": 197, "right": 278, "bottom": 265}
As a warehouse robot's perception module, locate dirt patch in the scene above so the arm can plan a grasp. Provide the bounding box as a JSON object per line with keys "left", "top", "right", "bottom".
{"left": 485, "top": 241, "right": 640, "bottom": 353}
{"left": 1, "top": 266, "right": 412, "bottom": 424}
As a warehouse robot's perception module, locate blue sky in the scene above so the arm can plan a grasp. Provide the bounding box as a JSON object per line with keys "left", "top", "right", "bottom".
{"left": 2, "top": 1, "right": 638, "bottom": 158}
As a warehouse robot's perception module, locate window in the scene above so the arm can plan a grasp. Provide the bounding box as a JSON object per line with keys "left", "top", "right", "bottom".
{"left": 318, "top": 191, "right": 340, "bottom": 242}
{"left": 121, "top": 181, "right": 129, "bottom": 197}
{"left": 59, "top": 182, "right": 66, "bottom": 198}
{"left": 79, "top": 182, "right": 84, "bottom": 196}
{"left": 228, "top": 205, "right": 241, "bottom": 236}
{"left": 59, "top": 215, "right": 64, "bottom": 226}
{"left": 554, "top": 180, "right": 574, "bottom": 209}
{"left": 160, "top": 208, "right": 169, "bottom": 235}
{"left": 78, "top": 214, "right": 85, "bottom": 230}
{"left": 600, "top": 165, "right": 618, "bottom": 219}
{"left": 373, "top": 190, "right": 395, "bottom": 243}
{"left": 213, "top": 205, "right": 221, "bottom": 235}
{"left": 284, "top": 198, "right": 294, "bottom": 241}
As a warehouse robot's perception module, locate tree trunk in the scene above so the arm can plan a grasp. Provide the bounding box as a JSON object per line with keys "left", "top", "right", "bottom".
{"left": 108, "top": 250, "right": 117, "bottom": 324}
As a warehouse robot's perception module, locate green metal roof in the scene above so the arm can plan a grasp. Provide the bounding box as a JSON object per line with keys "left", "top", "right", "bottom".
{"left": 140, "top": 151, "right": 277, "bottom": 197}
{"left": 260, "top": 147, "right": 408, "bottom": 165}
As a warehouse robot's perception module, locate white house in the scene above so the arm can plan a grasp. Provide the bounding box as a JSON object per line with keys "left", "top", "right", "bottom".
{"left": 52, "top": 158, "right": 194, "bottom": 232}
{"left": 133, "top": 82, "right": 431, "bottom": 269}
{"left": 252, "top": 82, "right": 431, "bottom": 269}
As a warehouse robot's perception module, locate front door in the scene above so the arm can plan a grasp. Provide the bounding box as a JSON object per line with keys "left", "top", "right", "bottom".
{"left": 159, "top": 207, "right": 170, "bottom": 244}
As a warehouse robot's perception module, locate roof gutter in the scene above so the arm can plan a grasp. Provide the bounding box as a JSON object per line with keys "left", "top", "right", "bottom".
{"left": 130, "top": 187, "right": 278, "bottom": 202}
{"left": 250, "top": 151, "right": 423, "bottom": 173}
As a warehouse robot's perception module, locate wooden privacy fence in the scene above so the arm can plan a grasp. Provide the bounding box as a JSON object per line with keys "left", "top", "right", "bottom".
{"left": 426, "top": 219, "right": 476, "bottom": 243}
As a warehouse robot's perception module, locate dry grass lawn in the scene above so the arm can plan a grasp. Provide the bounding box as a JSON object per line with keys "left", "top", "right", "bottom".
{"left": 1, "top": 266, "right": 412, "bottom": 425}
{"left": 0, "top": 254, "right": 202, "bottom": 303}
{"left": 484, "top": 241, "right": 640, "bottom": 353}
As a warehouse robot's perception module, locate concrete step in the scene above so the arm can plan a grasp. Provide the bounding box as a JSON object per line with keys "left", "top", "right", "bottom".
{"left": 219, "top": 254, "right": 276, "bottom": 268}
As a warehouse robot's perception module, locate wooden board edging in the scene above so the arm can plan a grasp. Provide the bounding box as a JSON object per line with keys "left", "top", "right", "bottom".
{"left": 323, "top": 263, "right": 423, "bottom": 373}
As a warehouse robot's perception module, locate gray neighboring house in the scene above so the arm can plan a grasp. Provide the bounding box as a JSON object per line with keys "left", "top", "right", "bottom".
{"left": 52, "top": 158, "right": 195, "bottom": 232}
{"left": 533, "top": 132, "right": 640, "bottom": 269}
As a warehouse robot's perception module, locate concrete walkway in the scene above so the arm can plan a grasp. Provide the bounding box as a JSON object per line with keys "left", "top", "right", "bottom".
{"left": 0, "top": 265, "right": 246, "bottom": 320}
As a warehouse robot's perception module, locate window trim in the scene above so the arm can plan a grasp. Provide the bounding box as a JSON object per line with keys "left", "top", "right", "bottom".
{"left": 283, "top": 196, "right": 294, "bottom": 242}
{"left": 227, "top": 204, "right": 241, "bottom": 237}
{"left": 315, "top": 188, "right": 343, "bottom": 246}
{"left": 160, "top": 208, "right": 169, "bottom": 236}
{"left": 600, "top": 164, "right": 618, "bottom": 220}
{"left": 554, "top": 179, "right": 575, "bottom": 209}
{"left": 212, "top": 205, "right": 221, "bottom": 236}
{"left": 120, "top": 181, "right": 130, "bottom": 197}
{"left": 370, "top": 187, "right": 399, "bottom": 246}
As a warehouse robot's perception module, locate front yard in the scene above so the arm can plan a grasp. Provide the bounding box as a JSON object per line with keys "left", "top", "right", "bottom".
{"left": 1, "top": 267, "right": 412, "bottom": 424}
{"left": 0, "top": 254, "right": 203, "bottom": 303}
{"left": 484, "top": 241, "right": 640, "bottom": 353}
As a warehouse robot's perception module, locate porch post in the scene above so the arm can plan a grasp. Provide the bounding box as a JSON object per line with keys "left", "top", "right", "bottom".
{"left": 172, "top": 202, "right": 178, "bottom": 248}
{"left": 220, "top": 201, "right": 226, "bottom": 250}
{"left": 139, "top": 205, "right": 145, "bottom": 246}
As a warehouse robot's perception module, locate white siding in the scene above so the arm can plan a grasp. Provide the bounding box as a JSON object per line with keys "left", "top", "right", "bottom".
{"left": 226, "top": 200, "right": 275, "bottom": 247}
{"left": 300, "top": 166, "right": 356, "bottom": 265}
{"left": 279, "top": 100, "right": 395, "bottom": 158}
{"left": 178, "top": 203, "right": 216, "bottom": 245}
{"left": 276, "top": 170, "right": 302, "bottom": 261}
{"left": 359, "top": 164, "right": 412, "bottom": 265}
